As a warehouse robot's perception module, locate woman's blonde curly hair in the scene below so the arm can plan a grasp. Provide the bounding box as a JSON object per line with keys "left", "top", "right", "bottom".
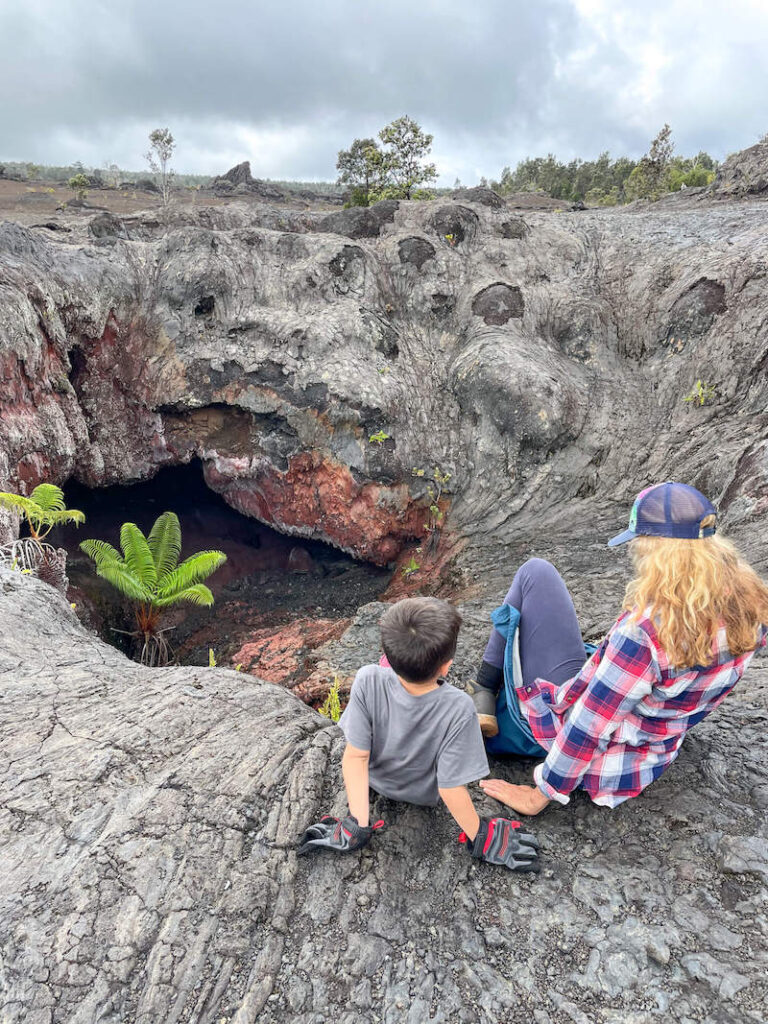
{"left": 624, "top": 516, "right": 768, "bottom": 669}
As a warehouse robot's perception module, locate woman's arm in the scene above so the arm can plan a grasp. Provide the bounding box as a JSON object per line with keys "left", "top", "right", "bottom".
{"left": 438, "top": 784, "right": 481, "bottom": 840}
{"left": 342, "top": 743, "right": 371, "bottom": 826}
{"left": 535, "top": 619, "right": 659, "bottom": 801}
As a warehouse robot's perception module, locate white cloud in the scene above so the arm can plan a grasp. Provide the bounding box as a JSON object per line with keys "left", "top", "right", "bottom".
{"left": 0, "top": 0, "right": 766, "bottom": 183}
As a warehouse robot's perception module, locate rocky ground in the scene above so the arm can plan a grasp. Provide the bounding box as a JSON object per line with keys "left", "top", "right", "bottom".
{"left": 2, "top": 570, "right": 768, "bottom": 1024}
{"left": 2, "top": 149, "right": 768, "bottom": 1022}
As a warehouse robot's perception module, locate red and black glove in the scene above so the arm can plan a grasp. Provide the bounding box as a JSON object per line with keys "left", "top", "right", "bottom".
{"left": 460, "top": 817, "right": 540, "bottom": 873}
{"left": 297, "top": 815, "right": 385, "bottom": 855}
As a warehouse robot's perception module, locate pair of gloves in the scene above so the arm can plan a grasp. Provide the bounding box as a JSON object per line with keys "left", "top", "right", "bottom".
{"left": 297, "top": 814, "right": 539, "bottom": 872}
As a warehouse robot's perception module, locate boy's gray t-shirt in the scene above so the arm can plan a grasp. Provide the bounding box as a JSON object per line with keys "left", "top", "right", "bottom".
{"left": 338, "top": 664, "right": 489, "bottom": 806}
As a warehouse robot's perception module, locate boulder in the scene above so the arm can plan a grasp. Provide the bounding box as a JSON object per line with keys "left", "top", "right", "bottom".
{"left": 711, "top": 140, "right": 768, "bottom": 196}
{"left": 318, "top": 199, "right": 400, "bottom": 239}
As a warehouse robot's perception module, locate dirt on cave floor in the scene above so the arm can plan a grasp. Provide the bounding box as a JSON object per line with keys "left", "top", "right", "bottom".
{"left": 53, "top": 463, "right": 392, "bottom": 695}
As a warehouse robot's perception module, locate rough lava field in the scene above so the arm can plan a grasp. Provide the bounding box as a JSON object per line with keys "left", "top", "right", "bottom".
{"left": 2, "top": 144, "right": 768, "bottom": 1023}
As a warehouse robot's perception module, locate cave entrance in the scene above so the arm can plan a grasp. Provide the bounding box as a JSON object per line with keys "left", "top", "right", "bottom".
{"left": 53, "top": 461, "right": 391, "bottom": 688}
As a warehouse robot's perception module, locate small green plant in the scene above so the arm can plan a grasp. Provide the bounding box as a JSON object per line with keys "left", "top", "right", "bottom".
{"left": 318, "top": 676, "right": 343, "bottom": 722}
{"left": 68, "top": 173, "right": 90, "bottom": 201}
{"left": 401, "top": 555, "right": 420, "bottom": 578}
{"left": 444, "top": 233, "right": 457, "bottom": 246}
{"left": 80, "top": 511, "right": 226, "bottom": 667}
{"left": 683, "top": 380, "right": 717, "bottom": 407}
{"left": 208, "top": 648, "right": 217, "bottom": 668}
{"left": 369, "top": 430, "right": 390, "bottom": 444}
{"left": 0, "top": 483, "right": 85, "bottom": 541}
{"left": 412, "top": 466, "right": 452, "bottom": 537}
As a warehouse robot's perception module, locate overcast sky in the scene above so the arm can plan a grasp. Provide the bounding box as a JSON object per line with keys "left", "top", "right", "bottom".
{"left": 1, "top": 0, "right": 766, "bottom": 184}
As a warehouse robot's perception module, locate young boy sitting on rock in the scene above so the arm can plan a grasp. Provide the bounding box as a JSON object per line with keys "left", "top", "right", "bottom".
{"left": 297, "top": 597, "right": 539, "bottom": 872}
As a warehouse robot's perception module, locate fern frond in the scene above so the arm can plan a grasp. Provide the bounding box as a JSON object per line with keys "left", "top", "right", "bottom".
{"left": 155, "top": 583, "right": 215, "bottom": 608}
{"left": 80, "top": 538, "right": 123, "bottom": 565}
{"left": 56, "top": 509, "right": 86, "bottom": 527}
{"left": 147, "top": 511, "right": 181, "bottom": 581}
{"left": 93, "top": 561, "right": 152, "bottom": 602}
{"left": 29, "top": 484, "right": 66, "bottom": 513}
{"left": 0, "top": 493, "right": 38, "bottom": 517}
{"left": 156, "top": 550, "right": 226, "bottom": 598}
{"left": 120, "top": 523, "right": 157, "bottom": 588}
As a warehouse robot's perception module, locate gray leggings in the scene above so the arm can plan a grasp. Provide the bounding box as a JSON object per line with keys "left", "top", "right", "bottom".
{"left": 482, "top": 558, "right": 587, "bottom": 689}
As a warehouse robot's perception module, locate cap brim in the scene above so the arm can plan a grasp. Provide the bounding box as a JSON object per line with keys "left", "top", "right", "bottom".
{"left": 607, "top": 529, "right": 637, "bottom": 547}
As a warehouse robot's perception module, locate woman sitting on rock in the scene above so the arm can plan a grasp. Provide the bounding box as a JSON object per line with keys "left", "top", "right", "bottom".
{"left": 468, "top": 482, "right": 768, "bottom": 815}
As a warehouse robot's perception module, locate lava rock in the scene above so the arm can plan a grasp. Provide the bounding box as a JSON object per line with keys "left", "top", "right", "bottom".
{"left": 451, "top": 186, "right": 505, "bottom": 210}
{"left": 88, "top": 212, "right": 123, "bottom": 239}
{"left": 398, "top": 235, "right": 436, "bottom": 269}
{"left": 471, "top": 282, "right": 524, "bottom": 324}
{"left": 430, "top": 203, "right": 479, "bottom": 245}
{"left": 318, "top": 200, "right": 400, "bottom": 240}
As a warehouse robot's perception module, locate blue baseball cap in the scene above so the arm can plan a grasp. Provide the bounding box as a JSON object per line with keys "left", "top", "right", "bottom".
{"left": 608, "top": 482, "right": 717, "bottom": 547}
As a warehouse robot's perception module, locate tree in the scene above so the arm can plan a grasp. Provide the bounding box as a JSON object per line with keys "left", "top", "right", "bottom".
{"left": 103, "top": 161, "right": 122, "bottom": 188}
{"left": 377, "top": 115, "right": 438, "bottom": 200}
{"left": 0, "top": 483, "right": 85, "bottom": 592}
{"left": 145, "top": 128, "right": 175, "bottom": 206}
{"left": 625, "top": 124, "right": 675, "bottom": 201}
{"left": 68, "top": 173, "right": 90, "bottom": 202}
{"left": 80, "top": 511, "right": 226, "bottom": 666}
{"left": 336, "top": 137, "right": 386, "bottom": 207}
{"left": 0, "top": 484, "right": 85, "bottom": 541}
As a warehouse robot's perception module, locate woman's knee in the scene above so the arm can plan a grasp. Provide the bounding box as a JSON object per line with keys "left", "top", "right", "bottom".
{"left": 516, "top": 557, "right": 558, "bottom": 584}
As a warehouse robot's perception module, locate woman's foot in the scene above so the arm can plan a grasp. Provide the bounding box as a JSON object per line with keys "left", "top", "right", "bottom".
{"left": 466, "top": 681, "right": 499, "bottom": 738}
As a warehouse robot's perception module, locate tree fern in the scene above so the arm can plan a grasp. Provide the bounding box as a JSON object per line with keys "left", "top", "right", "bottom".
{"left": 80, "top": 510, "right": 226, "bottom": 666}
{"left": 0, "top": 484, "right": 84, "bottom": 540}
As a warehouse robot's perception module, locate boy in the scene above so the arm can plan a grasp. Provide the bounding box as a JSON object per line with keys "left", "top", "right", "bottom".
{"left": 297, "top": 597, "right": 539, "bottom": 872}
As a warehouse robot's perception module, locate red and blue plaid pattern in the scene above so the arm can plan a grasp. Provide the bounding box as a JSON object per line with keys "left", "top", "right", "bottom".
{"left": 517, "top": 611, "right": 766, "bottom": 807}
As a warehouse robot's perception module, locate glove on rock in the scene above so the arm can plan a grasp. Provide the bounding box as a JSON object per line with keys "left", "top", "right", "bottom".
{"left": 460, "top": 816, "right": 540, "bottom": 873}
{"left": 297, "top": 815, "right": 385, "bottom": 855}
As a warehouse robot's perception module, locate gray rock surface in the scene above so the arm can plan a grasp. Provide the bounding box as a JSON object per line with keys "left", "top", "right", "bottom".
{"left": 3, "top": 569, "right": 768, "bottom": 1024}
{"left": 3, "top": 180, "right": 768, "bottom": 586}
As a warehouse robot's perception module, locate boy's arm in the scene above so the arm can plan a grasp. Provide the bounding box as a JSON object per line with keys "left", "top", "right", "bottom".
{"left": 438, "top": 784, "right": 480, "bottom": 841}
{"left": 342, "top": 743, "right": 371, "bottom": 826}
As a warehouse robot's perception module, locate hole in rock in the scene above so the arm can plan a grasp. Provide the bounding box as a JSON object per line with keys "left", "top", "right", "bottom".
{"left": 53, "top": 461, "right": 391, "bottom": 683}
{"left": 194, "top": 295, "right": 215, "bottom": 317}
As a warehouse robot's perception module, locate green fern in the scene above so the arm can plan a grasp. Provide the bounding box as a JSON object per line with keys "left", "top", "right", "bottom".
{"left": 80, "top": 511, "right": 226, "bottom": 663}
{"left": 0, "top": 483, "right": 85, "bottom": 540}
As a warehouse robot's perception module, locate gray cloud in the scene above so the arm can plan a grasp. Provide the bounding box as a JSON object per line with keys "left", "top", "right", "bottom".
{"left": 0, "top": 0, "right": 766, "bottom": 182}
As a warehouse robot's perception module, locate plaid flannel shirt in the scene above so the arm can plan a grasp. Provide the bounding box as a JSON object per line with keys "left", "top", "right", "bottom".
{"left": 518, "top": 611, "right": 765, "bottom": 808}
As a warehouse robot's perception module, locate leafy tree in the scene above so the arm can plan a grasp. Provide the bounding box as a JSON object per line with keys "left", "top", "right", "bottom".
{"left": 0, "top": 484, "right": 84, "bottom": 541}
{"left": 68, "top": 173, "right": 90, "bottom": 201}
{"left": 625, "top": 124, "right": 676, "bottom": 201}
{"left": 145, "top": 128, "right": 175, "bottom": 206}
{"left": 336, "top": 137, "right": 386, "bottom": 207}
{"left": 80, "top": 511, "right": 226, "bottom": 666}
{"left": 376, "top": 115, "right": 438, "bottom": 200}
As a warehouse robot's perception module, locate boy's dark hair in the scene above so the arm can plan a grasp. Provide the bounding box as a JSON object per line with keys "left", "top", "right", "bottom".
{"left": 380, "top": 597, "right": 462, "bottom": 683}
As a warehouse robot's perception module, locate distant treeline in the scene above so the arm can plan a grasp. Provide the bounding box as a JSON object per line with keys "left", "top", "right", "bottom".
{"left": 485, "top": 127, "right": 719, "bottom": 205}
{"left": 0, "top": 124, "right": 723, "bottom": 206}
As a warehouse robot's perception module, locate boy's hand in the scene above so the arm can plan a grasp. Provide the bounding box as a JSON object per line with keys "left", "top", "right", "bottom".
{"left": 296, "top": 815, "right": 385, "bottom": 855}
{"left": 461, "top": 816, "right": 540, "bottom": 873}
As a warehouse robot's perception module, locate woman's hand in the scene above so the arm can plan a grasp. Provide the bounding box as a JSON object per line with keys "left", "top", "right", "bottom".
{"left": 479, "top": 778, "right": 551, "bottom": 816}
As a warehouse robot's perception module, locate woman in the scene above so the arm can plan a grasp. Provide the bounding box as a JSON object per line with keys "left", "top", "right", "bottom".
{"left": 468, "top": 482, "right": 768, "bottom": 815}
